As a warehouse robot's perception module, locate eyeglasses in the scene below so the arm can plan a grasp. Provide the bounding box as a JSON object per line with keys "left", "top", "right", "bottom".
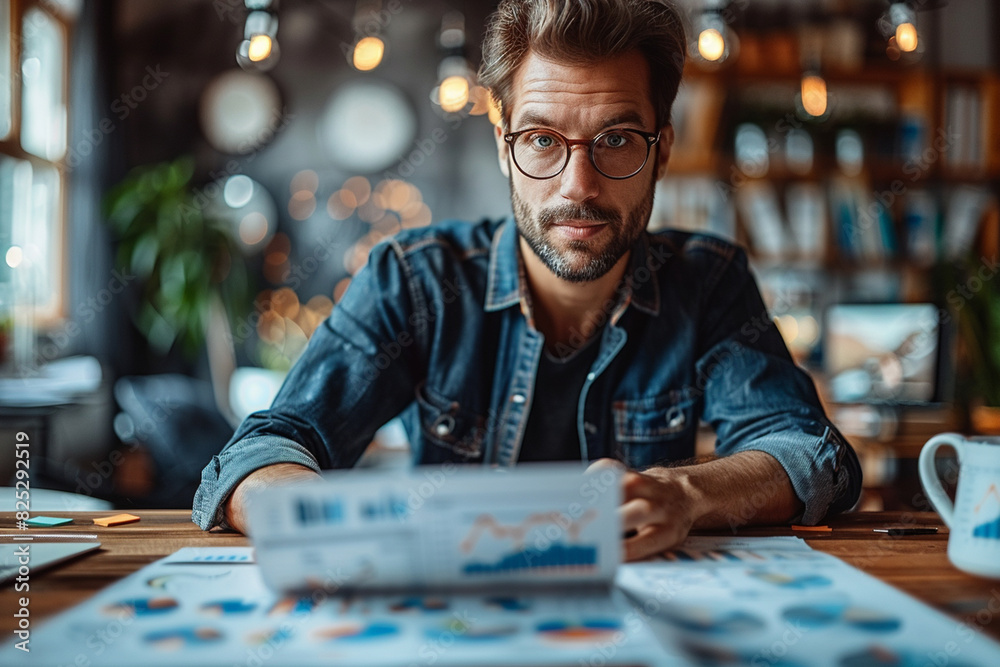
{"left": 503, "top": 127, "right": 660, "bottom": 180}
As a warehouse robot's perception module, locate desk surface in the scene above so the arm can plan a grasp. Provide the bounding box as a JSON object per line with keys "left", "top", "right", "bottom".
{"left": 2, "top": 510, "right": 999, "bottom": 642}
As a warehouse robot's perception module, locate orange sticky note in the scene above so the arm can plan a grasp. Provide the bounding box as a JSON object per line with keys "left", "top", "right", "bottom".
{"left": 93, "top": 513, "right": 140, "bottom": 527}
{"left": 791, "top": 524, "right": 832, "bottom": 532}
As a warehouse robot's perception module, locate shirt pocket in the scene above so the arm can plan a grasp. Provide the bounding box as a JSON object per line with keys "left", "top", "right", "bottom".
{"left": 612, "top": 392, "right": 697, "bottom": 469}
{"left": 414, "top": 382, "right": 485, "bottom": 462}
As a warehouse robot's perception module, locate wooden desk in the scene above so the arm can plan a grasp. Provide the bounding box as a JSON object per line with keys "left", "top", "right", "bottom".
{"left": 2, "top": 510, "right": 999, "bottom": 643}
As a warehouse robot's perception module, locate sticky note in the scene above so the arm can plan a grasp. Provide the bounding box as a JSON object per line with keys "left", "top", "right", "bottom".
{"left": 791, "top": 524, "right": 832, "bottom": 532}
{"left": 26, "top": 516, "right": 73, "bottom": 527}
{"left": 93, "top": 513, "right": 141, "bottom": 527}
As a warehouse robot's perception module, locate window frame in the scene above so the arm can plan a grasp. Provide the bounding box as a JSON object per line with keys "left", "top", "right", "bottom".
{"left": 0, "top": 0, "right": 74, "bottom": 325}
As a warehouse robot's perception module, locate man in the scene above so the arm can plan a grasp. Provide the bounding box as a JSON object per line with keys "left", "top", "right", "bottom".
{"left": 193, "top": 0, "right": 861, "bottom": 560}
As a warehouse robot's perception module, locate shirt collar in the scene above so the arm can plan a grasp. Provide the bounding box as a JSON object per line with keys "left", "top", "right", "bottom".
{"left": 484, "top": 218, "right": 521, "bottom": 312}
{"left": 625, "top": 232, "right": 661, "bottom": 317}
{"left": 484, "top": 218, "right": 662, "bottom": 317}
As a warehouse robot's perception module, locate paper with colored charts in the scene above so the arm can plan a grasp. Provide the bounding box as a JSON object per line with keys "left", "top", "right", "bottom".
{"left": 616, "top": 536, "right": 1000, "bottom": 667}
{"left": 0, "top": 546, "right": 671, "bottom": 667}
{"left": 247, "top": 463, "right": 624, "bottom": 592}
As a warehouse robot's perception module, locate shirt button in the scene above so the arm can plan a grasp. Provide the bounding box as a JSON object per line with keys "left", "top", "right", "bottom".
{"left": 511, "top": 394, "right": 526, "bottom": 404}
{"left": 667, "top": 408, "right": 686, "bottom": 429}
{"left": 433, "top": 415, "right": 455, "bottom": 436}
{"left": 584, "top": 422, "right": 598, "bottom": 434}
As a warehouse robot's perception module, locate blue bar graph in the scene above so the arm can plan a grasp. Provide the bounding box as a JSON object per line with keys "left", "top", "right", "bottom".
{"left": 463, "top": 542, "right": 598, "bottom": 575}
{"left": 972, "top": 514, "right": 1000, "bottom": 539}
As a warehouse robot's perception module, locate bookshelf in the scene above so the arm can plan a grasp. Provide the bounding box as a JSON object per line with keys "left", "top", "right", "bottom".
{"left": 652, "top": 31, "right": 1000, "bottom": 511}
{"left": 661, "top": 62, "right": 1000, "bottom": 258}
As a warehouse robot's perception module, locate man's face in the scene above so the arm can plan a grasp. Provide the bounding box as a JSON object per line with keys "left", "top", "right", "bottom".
{"left": 496, "top": 50, "right": 672, "bottom": 283}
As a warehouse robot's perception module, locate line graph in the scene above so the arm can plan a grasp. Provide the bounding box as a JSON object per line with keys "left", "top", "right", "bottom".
{"left": 459, "top": 509, "right": 598, "bottom": 553}
{"left": 974, "top": 483, "right": 1000, "bottom": 514}
{"left": 973, "top": 483, "right": 1000, "bottom": 539}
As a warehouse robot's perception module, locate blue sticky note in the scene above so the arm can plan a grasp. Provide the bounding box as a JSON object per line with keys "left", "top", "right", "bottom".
{"left": 26, "top": 516, "right": 73, "bottom": 527}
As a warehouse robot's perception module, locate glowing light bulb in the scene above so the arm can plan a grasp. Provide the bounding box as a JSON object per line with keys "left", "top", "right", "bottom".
{"left": 895, "top": 22, "right": 918, "bottom": 52}
{"left": 248, "top": 34, "right": 273, "bottom": 62}
{"left": 801, "top": 74, "right": 828, "bottom": 118}
{"left": 698, "top": 28, "right": 726, "bottom": 62}
{"left": 353, "top": 36, "right": 385, "bottom": 71}
{"left": 439, "top": 75, "right": 469, "bottom": 113}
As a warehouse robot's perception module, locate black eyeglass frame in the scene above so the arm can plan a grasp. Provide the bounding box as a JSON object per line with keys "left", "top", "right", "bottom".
{"left": 502, "top": 127, "right": 661, "bottom": 180}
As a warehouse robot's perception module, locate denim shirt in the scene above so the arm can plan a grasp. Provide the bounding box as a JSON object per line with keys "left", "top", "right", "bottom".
{"left": 193, "top": 218, "right": 861, "bottom": 530}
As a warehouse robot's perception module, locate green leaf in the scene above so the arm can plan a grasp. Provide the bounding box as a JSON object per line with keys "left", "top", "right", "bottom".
{"left": 129, "top": 234, "right": 159, "bottom": 279}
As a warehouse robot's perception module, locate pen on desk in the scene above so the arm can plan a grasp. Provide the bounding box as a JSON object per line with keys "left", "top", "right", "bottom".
{"left": 873, "top": 527, "right": 939, "bottom": 536}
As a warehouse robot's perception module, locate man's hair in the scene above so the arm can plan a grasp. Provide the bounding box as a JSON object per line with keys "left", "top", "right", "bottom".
{"left": 478, "top": 0, "right": 687, "bottom": 130}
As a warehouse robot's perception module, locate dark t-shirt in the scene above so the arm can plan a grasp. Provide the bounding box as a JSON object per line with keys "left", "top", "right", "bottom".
{"left": 518, "top": 334, "right": 603, "bottom": 462}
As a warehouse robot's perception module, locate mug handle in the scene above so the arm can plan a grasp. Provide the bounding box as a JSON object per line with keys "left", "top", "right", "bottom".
{"left": 918, "top": 432, "right": 966, "bottom": 528}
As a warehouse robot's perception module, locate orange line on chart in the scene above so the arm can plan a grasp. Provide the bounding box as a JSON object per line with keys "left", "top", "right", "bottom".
{"left": 459, "top": 509, "right": 598, "bottom": 553}
{"left": 975, "top": 483, "right": 1000, "bottom": 514}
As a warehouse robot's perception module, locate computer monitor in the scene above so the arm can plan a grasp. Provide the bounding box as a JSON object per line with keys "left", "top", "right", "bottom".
{"left": 824, "top": 303, "right": 940, "bottom": 404}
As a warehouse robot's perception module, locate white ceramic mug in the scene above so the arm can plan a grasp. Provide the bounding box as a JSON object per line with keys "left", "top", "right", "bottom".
{"left": 918, "top": 433, "right": 1000, "bottom": 578}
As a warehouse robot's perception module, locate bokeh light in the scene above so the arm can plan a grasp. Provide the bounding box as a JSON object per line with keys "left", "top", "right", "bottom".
{"left": 5, "top": 245, "right": 23, "bottom": 268}
{"left": 224, "top": 175, "right": 254, "bottom": 208}
{"left": 248, "top": 34, "right": 273, "bottom": 62}
{"left": 290, "top": 170, "right": 318, "bottom": 195}
{"left": 438, "top": 75, "right": 470, "bottom": 113}
{"left": 239, "top": 211, "right": 269, "bottom": 245}
{"left": 327, "top": 190, "right": 357, "bottom": 220}
{"left": 342, "top": 176, "right": 371, "bottom": 206}
{"left": 353, "top": 36, "right": 385, "bottom": 71}
{"left": 697, "top": 28, "right": 726, "bottom": 62}
{"left": 271, "top": 287, "right": 300, "bottom": 320}
{"left": 895, "top": 23, "right": 918, "bottom": 52}
{"left": 263, "top": 233, "right": 291, "bottom": 284}
{"left": 288, "top": 189, "right": 316, "bottom": 220}
{"left": 800, "top": 74, "right": 828, "bottom": 118}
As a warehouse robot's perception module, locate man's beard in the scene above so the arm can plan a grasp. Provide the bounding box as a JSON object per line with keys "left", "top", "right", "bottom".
{"left": 511, "top": 174, "right": 656, "bottom": 283}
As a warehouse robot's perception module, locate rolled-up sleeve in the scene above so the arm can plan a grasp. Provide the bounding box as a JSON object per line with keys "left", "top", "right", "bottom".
{"left": 192, "top": 436, "right": 321, "bottom": 530}
{"left": 696, "top": 248, "right": 862, "bottom": 524}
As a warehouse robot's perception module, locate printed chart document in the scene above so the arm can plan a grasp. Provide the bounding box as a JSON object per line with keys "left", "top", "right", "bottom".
{"left": 3, "top": 465, "right": 674, "bottom": 667}
{"left": 617, "top": 536, "right": 1000, "bottom": 666}
{"left": 248, "top": 464, "right": 622, "bottom": 592}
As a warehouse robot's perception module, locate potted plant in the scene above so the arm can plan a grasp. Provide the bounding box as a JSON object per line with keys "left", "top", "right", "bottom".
{"left": 103, "top": 157, "right": 248, "bottom": 357}
{"left": 953, "top": 256, "right": 1000, "bottom": 434}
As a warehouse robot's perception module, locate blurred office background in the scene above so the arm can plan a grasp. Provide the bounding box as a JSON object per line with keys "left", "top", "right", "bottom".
{"left": 0, "top": 0, "right": 997, "bottom": 512}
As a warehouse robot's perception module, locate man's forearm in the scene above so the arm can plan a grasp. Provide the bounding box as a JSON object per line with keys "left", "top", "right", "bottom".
{"left": 223, "top": 463, "right": 323, "bottom": 535}
{"left": 648, "top": 450, "right": 803, "bottom": 530}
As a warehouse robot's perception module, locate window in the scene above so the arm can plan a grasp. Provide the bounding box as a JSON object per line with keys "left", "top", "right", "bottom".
{"left": 0, "top": 1, "right": 11, "bottom": 138}
{"left": 0, "top": 0, "right": 72, "bottom": 324}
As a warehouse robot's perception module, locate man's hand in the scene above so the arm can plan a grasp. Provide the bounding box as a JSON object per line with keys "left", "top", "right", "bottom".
{"left": 619, "top": 466, "right": 700, "bottom": 561}
{"left": 591, "top": 451, "right": 804, "bottom": 562}
{"left": 223, "top": 463, "right": 322, "bottom": 535}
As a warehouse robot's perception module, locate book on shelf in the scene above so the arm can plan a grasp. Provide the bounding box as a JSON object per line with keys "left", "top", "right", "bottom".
{"left": 828, "top": 175, "right": 897, "bottom": 262}
{"left": 785, "top": 182, "right": 828, "bottom": 262}
{"left": 943, "top": 185, "right": 995, "bottom": 260}
{"left": 944, "top": 84, "right": 986, "bottom": 172}
{"left": 735, "top": 180, "right": 789, "bottom": 259}
{"left": 902, "top": 189, "right": 939, "bottom": 266}
{"left": 651, "top": 176, "right": 736, "bottom": 241}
